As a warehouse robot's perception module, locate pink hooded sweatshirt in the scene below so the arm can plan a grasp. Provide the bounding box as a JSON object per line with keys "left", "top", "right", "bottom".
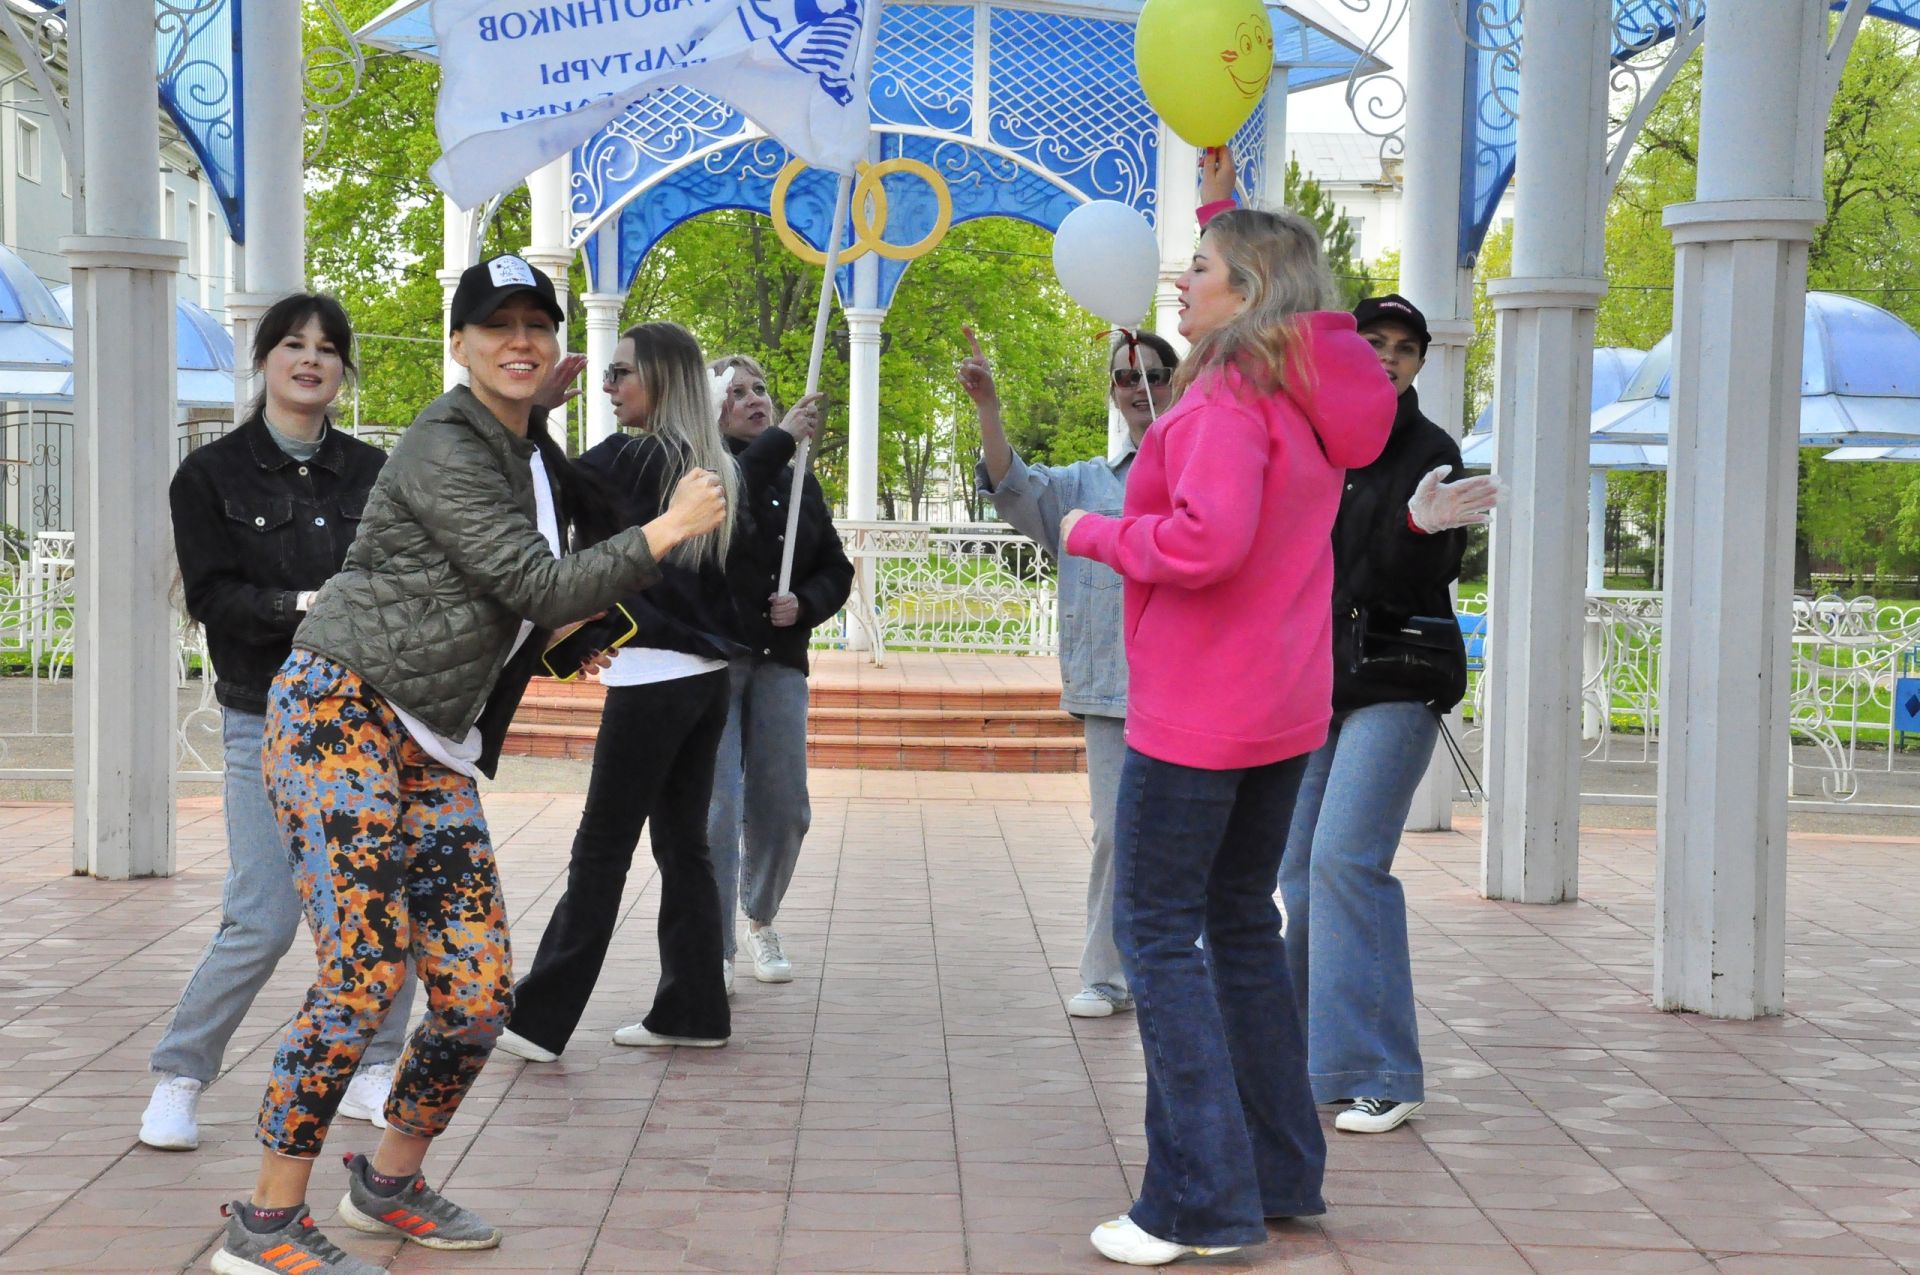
{"left": 1064, "top": 313, "right": 1396, "bottom": 770}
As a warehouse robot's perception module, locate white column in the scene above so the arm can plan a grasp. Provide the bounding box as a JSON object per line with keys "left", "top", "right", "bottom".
{"left": 522, "top": 156, "right": 573, "bottom": 451}
{"left": 1257, "top": 74, "right": 1289, "bottom": 207}
{"left": 64, "top": 4, "right": 184, "bottom": 878}
{"left": 582, "top": 292, "right": 622, "bottom": 450}
{"left": 1654, "top": 0, "right": 1827, "bottom": 1019}
{"left": 1480, "top": 0, "right": 1611, "bottom": 904}
{"left": 227, "top": 0, "right": 305, "bottom": 416}
{"left": 440, "top": 195, "right": 471, "bottom": 390}
{"left": 1398, "top": 0, "right": 1477, "bottom": 833}
{"left": 845, "top": 305, "right": 885, "bottom": 521}
{"left": 1153, "top": 126, "right": 1200, "bottom": 351}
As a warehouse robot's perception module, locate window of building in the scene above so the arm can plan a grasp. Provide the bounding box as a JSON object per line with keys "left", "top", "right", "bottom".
{"left": 16, "top": 118, "right": 39, "bottom": 183}
{"left": 187, "top": 199, "right": 199, "bottom": 274}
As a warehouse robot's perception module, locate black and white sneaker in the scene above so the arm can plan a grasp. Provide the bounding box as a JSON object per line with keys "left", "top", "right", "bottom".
{"left": 1334, "top": 1096, "right": 1422, "bottom": 1133}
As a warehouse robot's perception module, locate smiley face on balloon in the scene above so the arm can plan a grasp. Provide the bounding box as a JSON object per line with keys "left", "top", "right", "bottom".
{"left": 1135, "top": 0, "right": 1272, "bottom": 147}
{"left": 1219, "top": 18, "right": 1272, "bottom": 100}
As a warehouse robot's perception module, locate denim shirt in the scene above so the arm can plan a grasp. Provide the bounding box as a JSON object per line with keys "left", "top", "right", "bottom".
{"left": 977, "top": 448, "right": 1131, "bottom": 718}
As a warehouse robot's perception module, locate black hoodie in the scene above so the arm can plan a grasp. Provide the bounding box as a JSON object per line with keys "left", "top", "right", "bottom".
{"left": 1328, "top": 386, "right": 1470, "bottom": 712}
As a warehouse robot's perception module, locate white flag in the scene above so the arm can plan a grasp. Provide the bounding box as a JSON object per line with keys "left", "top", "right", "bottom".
{"left": 430, "top": 0, "right": 879, "bottom": 209}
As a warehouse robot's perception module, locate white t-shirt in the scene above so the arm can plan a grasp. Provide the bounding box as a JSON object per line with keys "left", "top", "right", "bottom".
{"left": 598, "top": 645, "right": 725, "bottom": 687}
{"left": 392, "top": 450, "right": 561, "bottom": 778}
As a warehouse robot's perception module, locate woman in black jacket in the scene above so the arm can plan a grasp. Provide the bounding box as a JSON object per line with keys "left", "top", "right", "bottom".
{"left": 142, "top": 293, "right": 414, "bottom": 1154}
{"left": 705, "top": 353, "right": 852, "bottom": 986}
{"left": 498, "top": 323, "right": 821, "bottom": 1058}
{"left": 1277, "top": 294, "right": 1498, "bottom": 1136}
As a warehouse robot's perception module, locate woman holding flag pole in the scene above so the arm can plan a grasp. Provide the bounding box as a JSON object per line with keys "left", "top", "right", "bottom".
{"left": 706, "top": 352, "right": 854, "bottom": 985}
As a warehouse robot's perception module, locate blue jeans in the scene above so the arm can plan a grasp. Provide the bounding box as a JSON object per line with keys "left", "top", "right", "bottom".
{"left": 151, "top": 708, "right": 414, "bottom": 1084}
{"left": 1279, "top": 701, "right": 1438, "bottom": 1105}
{"left": 1079, "top": 714, "right": 1128, "bottom": 1001}
{"left": 707, "top": 657, "right": 812, "bottom": 959}
{"left": 1113, "top": 746, "right": 1326, "bottom": 1248}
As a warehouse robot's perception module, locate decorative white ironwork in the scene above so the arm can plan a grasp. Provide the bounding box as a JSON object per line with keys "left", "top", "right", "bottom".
{"left": 155, "top": 0, "right": 224, "bottom": 80}
{"left": 0, "top": 3, "right": 69, "bottom": 169}
{"left": 870, "top": 3, "right": 975, "bottom": 133}
{"left": 303, "top": 0, "right": 367, "bottom": 163}
{"left": 1580, "top": 590, "right": 1664, "bottom": 761}
{"left": 1605, "top": 0, "right": 1705, "bottom": 193}
{"left": 985, "top": 8, "right": 1156, "bottom": 213}
{"left": 1452, "top": 0, "right": 1523, "bottom": 124}
{"left": 1338, "top": 0, "right": 1408, "bottom": 164}
{"left": 571, "top": 86, "right": 745, "bottom": 230}
{"left": 828, "top": 521, "right": 1057, "bottom": 660}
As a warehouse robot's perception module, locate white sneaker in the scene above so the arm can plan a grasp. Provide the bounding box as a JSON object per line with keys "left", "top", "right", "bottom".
{"left": 611, "top": 1023, "right": 727, "bottom": 1048}
{"left": 1090, "top": 1216, "right": 1239, "bottom": 1266}
{"left": 1068, "top": 989, "right": 1134, "bottom": 1018}
{"left": 1335, "top": 1096, "right": 1423, "bottom": 1133}
{"left": 722, "top": 958, "right": 736, "bottom": 997}
{"left": 491, "top": 1028, "right": 559, "bottom": 1064}
{"left": 337, "top": 1061, "right": 393, "bottom": 1129}
{"left": 138, "top": 1075, "right": 203, "bottom": 1151}
{"left": 746, "top": 928, "right": 792, "bottom": 983}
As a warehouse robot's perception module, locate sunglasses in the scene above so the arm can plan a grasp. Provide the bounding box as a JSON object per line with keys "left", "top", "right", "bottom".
{"left": 1112, "top": 367, "right": 1172, "bottom": 389}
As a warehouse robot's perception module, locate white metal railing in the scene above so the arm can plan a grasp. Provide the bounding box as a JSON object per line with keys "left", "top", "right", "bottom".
{"left": 1460, "top": 588, "right": 1920, "bottom": 804}
{"left": 829, "top": 520, "right": 1058, "bottom": 664}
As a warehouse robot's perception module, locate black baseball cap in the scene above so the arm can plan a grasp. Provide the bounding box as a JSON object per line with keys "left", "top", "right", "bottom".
{"left": 1352, "top": 293, "right": 1430, "bottom": 353}
{"left": 448, "top": 254, "right": 564, "bottom": 332}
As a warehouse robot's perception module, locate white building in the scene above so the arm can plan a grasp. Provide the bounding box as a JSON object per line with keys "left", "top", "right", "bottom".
{"left": 1286, "top": 129, "right": 1515, "bottom": 264}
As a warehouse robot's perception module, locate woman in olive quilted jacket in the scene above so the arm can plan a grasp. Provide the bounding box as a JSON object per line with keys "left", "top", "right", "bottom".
{"left": 211, "top": 256, "right": 727, "bottom": 1275}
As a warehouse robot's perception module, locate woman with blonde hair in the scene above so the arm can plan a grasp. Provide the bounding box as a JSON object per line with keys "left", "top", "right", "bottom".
{"left": 498, "top": 322, "right": 821, "bottom": 1059}
{"left": 705, "top": 353, "right": 852, "bottom": 986}
{"left": 1063, "top": 204, "right": 1397, "bottom": 1265}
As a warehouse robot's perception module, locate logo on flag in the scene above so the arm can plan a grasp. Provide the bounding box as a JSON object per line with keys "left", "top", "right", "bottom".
{"left": 430, "top": 0, "right": 880, "bottom": 210}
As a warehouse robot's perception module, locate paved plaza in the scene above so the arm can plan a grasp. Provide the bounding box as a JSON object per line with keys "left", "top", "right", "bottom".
{"left": 3, "top": 774, "right": 1920, "bottom": 1272}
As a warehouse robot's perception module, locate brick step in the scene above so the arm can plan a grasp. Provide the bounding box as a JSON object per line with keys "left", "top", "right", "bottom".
{"left": 806, "top": 734, "right": 1086, "bottom": 773}
{"left": 507, "top": 674, "right": 1081, "bottom": 771}
{"left": 501, "top": 722, "right": 1087, "bottom": 773}
{"left": 807, "top": 707, "right": 1081, "bottom": 739}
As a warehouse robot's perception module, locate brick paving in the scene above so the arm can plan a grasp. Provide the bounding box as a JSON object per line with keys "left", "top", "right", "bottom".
{"left": 3, "top": 778, "right": 1920, "bottom": 1272}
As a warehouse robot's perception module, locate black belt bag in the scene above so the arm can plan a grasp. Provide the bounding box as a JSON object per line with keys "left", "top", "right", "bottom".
{"left": 1348, "top": 607, "right": 1467, "bottom": 708}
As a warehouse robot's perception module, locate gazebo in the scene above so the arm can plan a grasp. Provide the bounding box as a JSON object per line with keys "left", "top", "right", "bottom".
{"left": 47, "top": 0, "right": 1920, "bottom": 1022}
{"left": 356, "top": 0, "right": 1383, "bottom": 522}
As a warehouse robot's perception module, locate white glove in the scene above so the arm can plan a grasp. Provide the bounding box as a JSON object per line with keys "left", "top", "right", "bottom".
{"left": 1408, "top": 465, "right": 1501, "bottom": 533}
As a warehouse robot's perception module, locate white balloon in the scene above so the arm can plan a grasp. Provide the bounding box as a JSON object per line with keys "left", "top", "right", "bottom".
{"left": 1052, "top": 200, "right": 1160, "bottom": 327}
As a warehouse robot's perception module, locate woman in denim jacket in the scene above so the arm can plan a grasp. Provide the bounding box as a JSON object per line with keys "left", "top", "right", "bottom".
{"left": 959, "top": 326, "right": 1177, "bottom": 1019}
{"left": 143, "top": 294, "right": 413, "bottom": 1153}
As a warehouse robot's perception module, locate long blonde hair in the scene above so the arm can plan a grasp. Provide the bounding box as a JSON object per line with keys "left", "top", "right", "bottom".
{"left": 1172, "top": 207, "right": 1336, "bottom": 400}
{"left": 617, "top": 321, "right": 738, "bottom": 567}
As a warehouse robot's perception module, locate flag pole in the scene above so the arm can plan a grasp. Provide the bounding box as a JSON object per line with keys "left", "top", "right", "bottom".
{"left": 777, "top": 169, "right": 855, "bottom": 595}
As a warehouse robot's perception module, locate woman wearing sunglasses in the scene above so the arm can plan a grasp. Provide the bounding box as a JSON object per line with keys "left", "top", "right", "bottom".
{"left": 958, "top": 324, "right": 1177, "bottom": 1021}
{"left": 496, "top": 322, "right": 822, "bottom": 1062}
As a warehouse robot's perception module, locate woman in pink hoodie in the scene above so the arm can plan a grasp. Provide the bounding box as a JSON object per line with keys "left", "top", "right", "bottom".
{"left": 1063, "top": 205, "right": 1396, "bottom": 1266}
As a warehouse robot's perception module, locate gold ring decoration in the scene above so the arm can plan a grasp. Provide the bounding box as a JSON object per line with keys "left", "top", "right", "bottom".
{"left": 770, "top": 157, "right": 953, "bottom": 266}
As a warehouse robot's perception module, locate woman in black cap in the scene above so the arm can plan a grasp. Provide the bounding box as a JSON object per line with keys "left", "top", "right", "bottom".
{"left": 211, "top": 255, "right": 726, "bottom": 1275}
{"left": 1277, "top": 291, "right": 1499, "bottom": 1137}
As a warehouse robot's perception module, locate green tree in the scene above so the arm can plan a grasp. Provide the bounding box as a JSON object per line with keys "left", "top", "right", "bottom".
{"left": 1282, "top": 157, "right": 1373, "bottom": 307}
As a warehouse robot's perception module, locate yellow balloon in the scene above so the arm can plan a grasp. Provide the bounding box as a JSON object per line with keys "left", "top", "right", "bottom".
{"left": 1135, "top": 0, "right": 1272, "bottom": 147}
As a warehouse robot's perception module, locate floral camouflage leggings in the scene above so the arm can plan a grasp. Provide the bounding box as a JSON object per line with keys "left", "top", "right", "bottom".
{"left": 256, "top": 649, "right": 511, "bottom": 1158}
